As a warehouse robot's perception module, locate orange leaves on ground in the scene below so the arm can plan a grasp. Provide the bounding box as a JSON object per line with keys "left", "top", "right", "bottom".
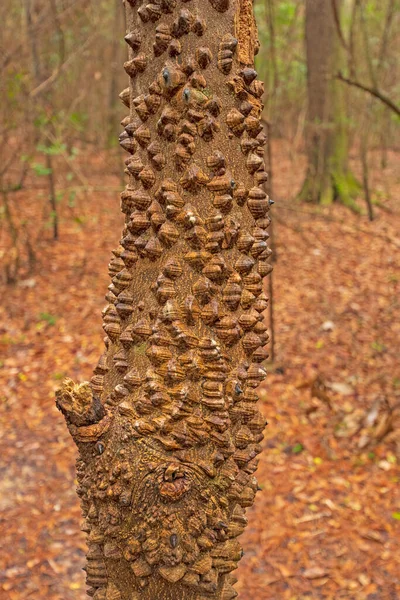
{"left": 1, "top": 145, "right": 399, "bottom": 599}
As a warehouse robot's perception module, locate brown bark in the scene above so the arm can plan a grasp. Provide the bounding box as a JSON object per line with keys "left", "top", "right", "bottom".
{"left": 56, "top": 1, "right": 271, "bottom": 599}
{"left": 301, "top": 0, "right": 358, "bottom": 205}
{"left": 302, "top": 0, "right": 335, "bottom": 203}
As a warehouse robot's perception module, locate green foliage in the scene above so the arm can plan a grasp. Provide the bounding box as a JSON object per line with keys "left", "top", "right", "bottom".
{"left": 276, "top": 1, "right": 297, "bottom": 24}
{"left": 37, "top": 142, "right": 67, "bottom": 156}
{"left": 32, "top": 163, "right": 52, "bottom": 177}
{"left": 371, "top": 341, "right": 386, "bottom": 353}
{"left": 292, "top": 443, "right": 304, "bottom": 454}
{"left": 332, "top": 170, "right": 362, "bottom": 211}
{"left": 68, "top": 190, "right": 77, "bottom": 207}
{"left": 38, "top": 312, "right": 58, "bottom": 326}
{"left": 53, "top": 372, "right": 66, "bottom": 380}
{"left": 33, "top": 114, "right": 50, "bottom": 129}
{"left": 6, "top": 71, "right": 25, "bottom": 101}
{"left": 69, "top": 112, "right": 87, "bottom": 132}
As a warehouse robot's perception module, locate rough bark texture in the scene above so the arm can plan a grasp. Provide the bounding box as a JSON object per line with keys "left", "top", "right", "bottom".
{"left": 56, "top": 1, "right": 271, "bottom": 599}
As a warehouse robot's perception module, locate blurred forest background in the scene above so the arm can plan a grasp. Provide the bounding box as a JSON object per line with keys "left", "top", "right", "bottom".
{"left": 0, "top": 0, "right": 399, "bottom": 278}
{"left": 0, "top": 1, "right": 399, "bottom": 599}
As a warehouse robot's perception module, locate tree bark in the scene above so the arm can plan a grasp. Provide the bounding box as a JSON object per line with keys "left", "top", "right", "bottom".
{"left": 300, "top": 0, "right": 359, "bottom": 205}
{"left": 56, "top": 1, "right": 271, "bottom": 599}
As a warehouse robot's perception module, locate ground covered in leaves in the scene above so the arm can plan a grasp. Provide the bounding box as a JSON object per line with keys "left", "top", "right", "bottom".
{"left": 0, "top": 143, "right": 399, "bottom": 600}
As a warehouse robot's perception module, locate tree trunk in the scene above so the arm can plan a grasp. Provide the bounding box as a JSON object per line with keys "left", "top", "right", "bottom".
{"left": 300, "top": 0, "right": 359, "bottom": 205}
{"left": 56, "top": 1, "right": 271, "bottom": 599}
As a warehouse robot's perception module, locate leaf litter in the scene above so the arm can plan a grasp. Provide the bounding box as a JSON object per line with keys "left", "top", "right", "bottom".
{"left": 0, "top": 144, "right": 399, "bottom": 599}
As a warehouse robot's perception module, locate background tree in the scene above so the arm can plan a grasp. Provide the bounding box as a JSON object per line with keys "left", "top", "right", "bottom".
{"left": 299, "top": 0, "right": 359, "bottom": 205}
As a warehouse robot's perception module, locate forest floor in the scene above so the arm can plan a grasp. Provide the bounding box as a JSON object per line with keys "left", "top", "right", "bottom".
{"left": 0, "top": 142, "right": 399, "bottom": 600}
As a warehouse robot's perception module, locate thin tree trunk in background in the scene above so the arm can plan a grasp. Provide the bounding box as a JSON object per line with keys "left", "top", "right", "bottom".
{"left": 46, "top": 152, "right": 58, "bottom": 240}
{"left": 57, "top": 1, "right": 271, "bottom": 599}
{"left": 358, "top": 0, "right": 396, "bottom": 219}
{"left": 266, "top": 0, "right": 278, "bottom": 98}
{"left": 263, "top": 119, "right": 275, "bottom": 363}
{"left": 267, "top": 269, "right": 275, "bottom": 363}
{"left": 24, "top": 0, "right": 41, "bottom": 151}
{"left": 22, "top": 222, "right": 37, "bottom": 274}
{"left": 26, "top": 0, "right": 63, "bottom": 240}
{"left": 377, "top": 0, "right": 396, "bottom": 171}
{"left": 49, "top": 0, "right": 65, "bottom": 65}
{"left": 2, "top": 191, "right": 20, "bottom": 283}
{"left": 360, "top": 136, "right": 373, "bottom": 221}
{"left": 380, "top": 108, "right": 390, "bottom": 169}
{"left": 348, "top": 0, "right": 358, "bottom": 78}
{"left": 24, "top": 0, "right": 41, "bottom": 83}
{"left": 107, "top": 0, "right": 125, "bottom": 148}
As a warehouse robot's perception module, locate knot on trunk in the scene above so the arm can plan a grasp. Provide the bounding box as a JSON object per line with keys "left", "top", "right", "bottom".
{"left": 56, "top": 378, "right": 105, "bottom": 427}
{"left": 158, "top": 463, "right": 191, "bottom": 501}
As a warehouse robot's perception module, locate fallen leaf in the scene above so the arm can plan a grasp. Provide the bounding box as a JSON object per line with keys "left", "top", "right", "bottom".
{"left": 328, "top": 382, "right": 354, "bottom": 395}
{"left": 303, "top": 567, "right": 328, "bottom": 579}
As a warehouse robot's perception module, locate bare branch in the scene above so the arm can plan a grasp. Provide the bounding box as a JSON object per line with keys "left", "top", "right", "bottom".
{"left": 336, "top": 72, "right": 400, "bottom": 117}
{"left": 0, "top": 161, "right": 29, "bottom": 194}
{"left": 0, "top": 0, "right": 86, "bottom": 75}
{"left": 29, "top": 34, "right": 96, "bottom": 98}
{"left": 348, "top": 0, "right": 359, "bottom": 78}
{"left": 330, "top": 0, "right": 349, "bottom": 53}
{"left": 359, "top": 2, "right": 378, "bottom": 89}
{"left": 378, "top": 0, "right": 396, "bottom": 69}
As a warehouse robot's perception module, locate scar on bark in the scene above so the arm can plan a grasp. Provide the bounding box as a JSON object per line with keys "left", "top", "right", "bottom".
{"left": 56, "top": 378, "right": 109, "bottom": 442}
{"left": 235, "top": 0, "right": 260, "bottom": 65}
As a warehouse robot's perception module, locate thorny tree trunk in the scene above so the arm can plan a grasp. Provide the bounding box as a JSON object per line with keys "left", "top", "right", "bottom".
{"left": 300, "top": 0, "right": 358, "bottom": 205}
{"left": 56, "top": 1, "right": 272, "bottom": 599}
